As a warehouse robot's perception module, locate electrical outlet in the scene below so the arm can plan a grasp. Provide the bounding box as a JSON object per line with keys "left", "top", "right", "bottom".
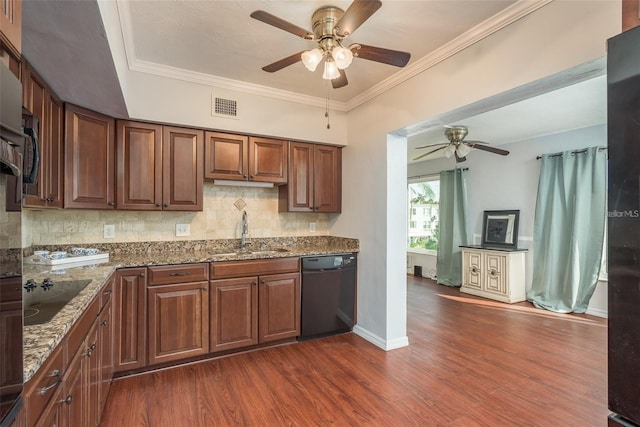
{"left": 104, "top": 224, "right": 115, "bottom": 239}
{"left": 176, "top": 223, "right": 190, "bottom": 237}
{"left": 309, "top": 222, "right": 316, "bottom": 233}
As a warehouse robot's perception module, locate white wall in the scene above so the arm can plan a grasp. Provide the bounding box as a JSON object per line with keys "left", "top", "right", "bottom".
{"left": 99, "top": 1, "right": 620, "bottom": 348}
{"left": 408, "top": 124, "right": 608, "bottom": 317}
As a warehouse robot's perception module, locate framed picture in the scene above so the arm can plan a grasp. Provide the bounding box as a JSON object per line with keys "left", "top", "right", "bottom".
{"left": 482, "top": 210, "right": 520, "bottom": 249}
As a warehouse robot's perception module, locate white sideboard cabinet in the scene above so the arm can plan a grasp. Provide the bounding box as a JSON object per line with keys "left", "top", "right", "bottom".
{"left": 460, "top": 246, "right": 527, "bottom": 303}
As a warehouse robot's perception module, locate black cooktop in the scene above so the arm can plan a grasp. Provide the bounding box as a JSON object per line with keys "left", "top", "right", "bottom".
{"left": 23, "top": 279, "right": 92, "bottom": 326}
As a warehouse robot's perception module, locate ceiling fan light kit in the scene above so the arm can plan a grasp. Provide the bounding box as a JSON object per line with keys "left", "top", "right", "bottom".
{"left": 250, "top": 0, "right": 411, "bottom": 88}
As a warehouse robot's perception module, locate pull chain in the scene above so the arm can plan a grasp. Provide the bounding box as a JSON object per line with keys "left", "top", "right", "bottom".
{"left": 325, "top": 79, "right": 331, "bottom": 129}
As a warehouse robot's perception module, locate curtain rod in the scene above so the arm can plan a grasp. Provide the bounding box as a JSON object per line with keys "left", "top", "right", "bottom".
{"left": 536, "top": 147, "right": 607, "bottom": 160}
{"left": 409, "top": 168, "right": 469, "bottom": 180}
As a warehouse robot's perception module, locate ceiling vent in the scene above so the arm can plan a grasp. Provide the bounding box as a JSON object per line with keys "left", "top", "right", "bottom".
{"left": 212, "top": 95, "right": 239, "bottom": 119}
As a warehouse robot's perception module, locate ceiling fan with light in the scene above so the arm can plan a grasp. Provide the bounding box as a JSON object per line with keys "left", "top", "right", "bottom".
{"left": 413, "top": 126, "right": 510, "bottom": 162}
{"left": 250, "top": 0, "right": 411, "bottom": 88}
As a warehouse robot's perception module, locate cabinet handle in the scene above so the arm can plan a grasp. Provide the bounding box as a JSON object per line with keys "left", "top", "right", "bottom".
{"left": 489, "top": 269, "right": 498, "bottom": 278}
{"left": 163, "top": 203, "right": 169, "bottom": 208}
{"left": 471, "top": 267, "right": 479, "bottom": 274}
{"left": 101, "top": 320, "right": 108, "bottom": 326}
{"left": 108, "top": 201, "right": 116, "bottom": 206}
{"left": 260, "top": 279, "right": 265, "bottom": 284}
{"left": 38, "top": 369, "right": 61, "bottom": 395}
{"left": 252, "top": 281, "right": 257, "bottom": 286}
{"left": 139, "top": 272, "right": 145, "bottom": 277}
{"left": 243, "top": 174, "right": 247, "bottom": 178}
{"left": 155, "top": 203, "right": 161, "bottom": 207}
{"left": 202, "top": 286, "right": 207, "bottom": 291}
{"left": 59, "top": 395, "right": 73, "bottom": 405}
{"left": 103, "top": 289, "right": 112, "bottom": 295}
{"left": 169, "top": 272, "right": 191, "bottom": 276}
{"left": 250, "top": 175, "right": 255, "bottom": 179}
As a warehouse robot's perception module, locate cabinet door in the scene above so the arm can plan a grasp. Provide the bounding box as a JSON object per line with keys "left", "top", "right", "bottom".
{"left": 204, "top": 132, "right": 248, "bottom": 180}
{"left": 147, "top": 281, "right": 209, "bottom": 365}
{"left": 34, "top": 386, "right": 63, "bottom": 427}
{"left": 22, "top": 70, "right": 47, "bottom": 207}
{"left": 113, "top": 268, "right": 147, "bottom": 373}
{"left": 483, "top": 253, "right": 507, "bottom": 295}
{"left": 313, "top": 144, "right": 341, "bottom": 213}
{"left": 249, "top": 137, "right": 287, "bottom": 184}
{"left": 210, "top": 277, "right": 258, "bottom": 352}
{"left": 44, "top": 94, "right": 64, "bottom": 208}
{"left": 280, "top": 142, "right": 314, "bottom": 212}
{"left": 162, "top": 126, "right": 203, "bottom": 211}
{"left": 98, "top": 298, "right": 113, "bottom": 418}
{"left": 0, "top": 0, "right": 21, "bottom": 56}
{"left": 85, "top": 324, "right": 100, "bottom": 427}
{"left": 623, "top": 0, "right": 640, "bottom": 31}
{"left": 60, "top": 342, "right": 85, "bottom": 427}
{"left": 462, "top": 251, "right": 482, "bottom": 290}
{"left": 258, "top": 272, "right": 300, "bottom": 343}
{"left": 64, "top": 104, "right": 116, "bottom": 209}
{"left": 116, "top": 121, "right": 163, "bottom": 210}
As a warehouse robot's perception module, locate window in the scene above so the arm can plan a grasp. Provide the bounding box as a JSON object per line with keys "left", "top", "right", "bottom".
{"left": 408, "top": 176, "right": 440, "bottom": 252}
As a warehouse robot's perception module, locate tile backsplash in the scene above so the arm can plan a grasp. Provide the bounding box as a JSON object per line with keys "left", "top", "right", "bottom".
{"left": 25, "top": 183, "right": 332, "bottom": 246}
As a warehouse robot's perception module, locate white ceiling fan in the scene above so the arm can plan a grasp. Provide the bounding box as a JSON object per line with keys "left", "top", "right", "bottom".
{"left": 413, "top": 126, "right": 510, "bottom": 162}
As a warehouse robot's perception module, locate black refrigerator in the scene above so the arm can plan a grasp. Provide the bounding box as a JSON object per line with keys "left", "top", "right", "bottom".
{"left": 607, "top": 24, "right": 640, "bottom": 427}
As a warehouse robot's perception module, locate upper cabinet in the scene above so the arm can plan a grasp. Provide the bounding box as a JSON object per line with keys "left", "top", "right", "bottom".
{"left": 117, "top": 121, "right": 203, "bottom": 211}
{"left": 22, "top": 64, "right": 64, "bottom": 208}
{"left": 279, "top": 142, "right": 341, "bottom": 213}
{"left": 205, "top": 132, "right": 287, "bottom": 184}
{"left": 623, "top": 0, "right": 640, "bottom": 31}
{"left": 0, "top": 0, "right": 21, "bottom": 57}
{"left": 64, "top": 104, "right": 116, "bottom": 209}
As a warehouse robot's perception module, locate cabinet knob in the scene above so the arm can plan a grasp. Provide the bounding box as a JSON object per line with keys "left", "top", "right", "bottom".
{"left": 243, "top": 174, "right": 247, "bottom": 178}
{"left": 202, "top": 286, "right": 207, "bottom": 291}
{"left": 489, "top": 269, "right": 498, "bottom": 278}
{"left": 155, "top": 203, "right": 161, "bottom": 207}
{"left": 139, "top": 272, "right": 145, "bottom": 277}
{"left": 252, "top": 281, "right": 257, "bottom": 286}
{"left": 101, "top": 320, "right": 108, "bottom": 326}
{"left": 250, "top": 175, "right": 255, "bottom": 179}
{"left": 59, "top": 395, "right": 73, "bottom": 405}
{"left": 471, "top": 267, "right": 479, "bottom": 274}
{"left": 163, "top": 203, "right": 169, "bottom": 208}
{"left": 108, "top": 201, "right": 116, "bottom": 206}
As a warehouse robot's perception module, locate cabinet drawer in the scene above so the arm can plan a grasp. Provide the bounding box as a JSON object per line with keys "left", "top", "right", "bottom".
{"left": 66, "top": 296, "right": 100, "bottom": 362}
{"left": 210, "top": 257, "right": 299, "bottom": 279}
{"left": 148, "top": 263, "right": 209, "bottom": 285}
{"left": 24, "top": 344, "right": 64, "bottom": 427}
{"left": 100, "top": 277, "right": 114, "bottom": 308}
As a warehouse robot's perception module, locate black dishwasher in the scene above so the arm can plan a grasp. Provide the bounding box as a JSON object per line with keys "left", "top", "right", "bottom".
{"left": 299, "top": 253, "right": 357, "bottom": 341}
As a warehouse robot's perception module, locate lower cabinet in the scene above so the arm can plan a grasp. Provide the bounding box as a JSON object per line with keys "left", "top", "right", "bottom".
{"left": 460, "top": 247, "right": 527, "bottom": 303}
{"left": 113, "top": 268, "right": 147, "bottom": 373}
{"left": 210, "top": 258, "right": 301, "bottom": 352}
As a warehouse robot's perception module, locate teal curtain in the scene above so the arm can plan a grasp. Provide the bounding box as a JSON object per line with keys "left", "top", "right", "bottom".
{"left": 436, "top": 168, "right": 470, "bottom": 287}
{"left": 528, "top": 146, "right": 606, "bottom": 313}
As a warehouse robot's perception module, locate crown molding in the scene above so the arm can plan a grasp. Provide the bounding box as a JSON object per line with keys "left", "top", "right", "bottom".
{"left": 116, "top": 0, "right": 552, "bottom": 113}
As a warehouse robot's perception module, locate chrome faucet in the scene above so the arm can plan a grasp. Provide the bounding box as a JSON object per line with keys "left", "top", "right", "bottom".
{"left": 240, "top": 211, "right": 249, "bottom": 249}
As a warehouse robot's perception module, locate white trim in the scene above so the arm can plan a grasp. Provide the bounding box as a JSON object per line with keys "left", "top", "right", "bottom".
{"left": 353, "top": 325, "right": 409, "bottom": 351}
{"left": 407, "top": 248, "right": 437, "bottom": 256}
{"left": 115, "top": 0, "right": 551, "bottom": 112}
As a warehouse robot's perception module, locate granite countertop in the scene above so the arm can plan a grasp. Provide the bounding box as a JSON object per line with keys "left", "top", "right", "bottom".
{"left": 23, "top": 236, "right": 359, "bottom": 382}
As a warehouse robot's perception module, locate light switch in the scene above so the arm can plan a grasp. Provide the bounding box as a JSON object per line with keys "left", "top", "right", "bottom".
{"left": 176, "top": 224, "right": 190, "bottom": 237}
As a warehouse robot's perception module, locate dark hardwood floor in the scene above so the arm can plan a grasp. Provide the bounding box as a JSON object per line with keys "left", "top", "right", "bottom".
{"left": 100, "top": 276, "right": 607, "bottom": 426}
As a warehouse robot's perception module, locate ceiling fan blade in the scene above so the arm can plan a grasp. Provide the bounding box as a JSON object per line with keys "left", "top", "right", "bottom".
{"left": 469, "top": 143, "right": 510, "bottom": 156}
{"left": 414, "top": 142, "right": 448, "bottom": 150}
{"left": 261, "top": 51, "right": 305, "bottom": 73}
{"left": 413, "top": 145, "right": 448, "bottom": 161}
{"left": 335, "top": 0, "right": 382, "bottom": 37}
{"left": 351, "top": 43, "right": 411, "bottom": 67}
{"left": 332, "top": 69, "right": 348, "bottom": 89}
{"left": 464, "top": 140, "right": 489, "bottom": 145}
{"left": 250, "top": 10, "right": 314, "bottom": 39}
{"left": 454, "top": 151, "right": 467, "bottom": 163}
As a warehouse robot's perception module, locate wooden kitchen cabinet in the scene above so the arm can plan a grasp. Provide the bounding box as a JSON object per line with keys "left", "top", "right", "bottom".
{"left": 258, "top": 272, "right": 300, "bottom": 343}
{"left": 623, "top": 0, "right": 640, "bottom": 31}
{"left": 204, "top": 132, "right": 287, "bottom": 184}
{"left": 0, "top": 0, "right": 21, "bottom": 57}
{"left": 64, "top": 104, "right": 116, "bottom": 209}
{"left": 20, "top": 63, "right": 63, "bottom": 208}
{"left": 210, "top": 258, "right": 300, "bottom": 352}
{"left": 210, "top": 276, "right": 258, "bottom": 352}
{"left": 279, "top": 142, "right": 341, "bottom": 213}
{"left": 117, "top": 121, "right": 203, "bottom": 211}
{"left": 113, "top": 268, "right": 147, "bottom": 373}
{"left": 97, "top": 281, "right": 113, "bottom": 416}
{"left": 147, "top": 263, "right": 210, "bottom": 365}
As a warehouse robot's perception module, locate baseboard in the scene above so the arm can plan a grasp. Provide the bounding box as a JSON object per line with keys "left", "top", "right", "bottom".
{"left": 353, "top": 325, "right": 410, "bottom": 351}
{"left": 586, "top": 307, "right": 608, "bottom": 318}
